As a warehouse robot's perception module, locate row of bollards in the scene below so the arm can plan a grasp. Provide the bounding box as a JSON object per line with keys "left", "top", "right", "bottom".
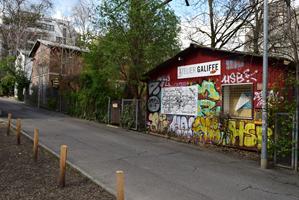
{"left": 6, "top": 113, "right": 67, "bottom": 189}
{"left": 6, "top": 113, "right": 125, "bottom": 199}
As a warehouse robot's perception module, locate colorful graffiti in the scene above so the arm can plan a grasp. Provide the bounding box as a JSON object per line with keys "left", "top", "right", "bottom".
{"left": 173, "top": 82, "right": 188, "bottom": 87}
{"left": 148, "top": 112, "right": 169, "bottom": 132}
{"left": 226, "top": 58, "right": 244, "bottom": 70}
{"left": 253, "top": 90, "right": 283, "bottom": 107}
{"left": 192, "top": 116, "right": 221, "bottom": 142}
{"left": 197, "top": 80, "right": 221, "bottom": 117}
{"left": 224, "top": 120, "right": 273, "bottom": 149}
{"left": 157, "top": 75, "right": 170, "bottom": 87}
{"left": 221, "top": 69, "right": 258, "bottom": 84}
{"left": 147, "top": 77, "right": 272, "bottom": 150}
{"left": 147, "top": 82, "right": 161, "bottom": 112}
{"left": 169, "top": 115, "right": 194, "bottom": 137}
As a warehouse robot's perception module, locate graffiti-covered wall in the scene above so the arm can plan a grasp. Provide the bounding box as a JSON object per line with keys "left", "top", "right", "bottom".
{"left": 145, "top": 46, "right": 285, "bottom": 151}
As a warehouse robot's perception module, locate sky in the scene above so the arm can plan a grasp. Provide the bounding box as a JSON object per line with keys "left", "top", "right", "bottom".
{"left": 51, "top": 0, "right": 299, "bottom": 49}
{"left": 52, "top": 0, "right": 299, "bottom": 20}
{"left": 51, "top": 0, "right": 192, "bottom": 19}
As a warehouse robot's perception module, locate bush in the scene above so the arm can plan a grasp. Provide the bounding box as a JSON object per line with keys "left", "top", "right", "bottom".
{"left": 47, "top": 99, "right": 57, "bottom": 110}
{"left": 120, "top": 104, "right": 135, "bottom": 130}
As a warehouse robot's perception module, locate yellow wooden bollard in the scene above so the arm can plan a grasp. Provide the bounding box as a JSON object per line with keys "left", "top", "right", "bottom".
{"left": 117, "top": 171, "right": 124, "bottom": 200}
{"left": 33, "top": 129, "right": 39, "bottom": 163}
{"left": 7, "top": 113, "right": 11, "bottom": 136}
{"left": 17, "top": 119, "right": 21, "bottom": 144}
{"left": 59, "top": 145, "right": 67, "bottom": 189}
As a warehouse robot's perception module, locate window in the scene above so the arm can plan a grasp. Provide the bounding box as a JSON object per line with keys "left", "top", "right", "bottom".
{"left": 63, "top": 28, "right": 66, "bottom": 37}
{"left": 41, "top": 23, "right": 54, "bottom": 31}
{"left": 62, "top": 51, "right": 71, "bottom": 66}
{"left": 222, "top": 83, "right": 253, "bottom": 118}
{"left": 56, "top": 37, "right": 62, "bottom": 43}
{"left": 63, "top": 38, "right": 66, "bottom": 45}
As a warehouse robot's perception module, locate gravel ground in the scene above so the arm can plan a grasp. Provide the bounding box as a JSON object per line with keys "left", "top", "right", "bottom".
{"left": 0, "top": 121, "right": 116, "bottom": 200}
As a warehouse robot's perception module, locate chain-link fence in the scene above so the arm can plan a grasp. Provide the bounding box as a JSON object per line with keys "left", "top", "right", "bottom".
{"left": 121, "top": 99, "right": 146, "bottom": 131}
{"left": 274, "top": 113, "right": 297, "bottom": 169}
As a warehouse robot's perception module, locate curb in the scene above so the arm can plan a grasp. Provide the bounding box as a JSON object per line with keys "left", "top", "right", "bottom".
{"left": 1, "top": 119, "right": 118, "bottom": 198}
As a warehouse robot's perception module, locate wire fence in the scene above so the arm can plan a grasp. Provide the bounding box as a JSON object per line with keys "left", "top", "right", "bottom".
{"left": 121, "top": 99, "right": 147, "bottom": 131}
{"left": 274, "top": 112, "right": 298, "bottom": 170}
{"left": 27, "top": 89, "right": 146, "bottom": 131}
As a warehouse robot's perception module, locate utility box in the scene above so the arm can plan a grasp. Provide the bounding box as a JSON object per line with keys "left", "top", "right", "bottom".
{"left": 111, "top": 100, "right": 121, "bottom": 124}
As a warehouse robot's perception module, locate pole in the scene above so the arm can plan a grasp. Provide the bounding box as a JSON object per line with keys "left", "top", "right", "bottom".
{"left": 38, "top": 37, "right": 42, "bottom": 108}
{"left": 33, "top": 129, "right": 39, "bottom": 163}
{"left": 59, "top": 145, "right": 67, "bottom": 188}
{"left": 7, "top": 113, "right": 11, "bottom": 136}
{"left": 261, "top": 0, "right": 268, "bottom": 169}
{"left": 17, "top": 119, "right": 21, "bottom": 144}
{"left": 116, "top": 171, "right": 124, "bottom": 200}
{"left": 108, "top": 96, "right": 111, "bottom": 124}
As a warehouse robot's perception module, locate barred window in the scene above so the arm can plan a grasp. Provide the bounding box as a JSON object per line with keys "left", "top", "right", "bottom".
{"left": 222, "top": 83, "right": 253, "bottom": 118}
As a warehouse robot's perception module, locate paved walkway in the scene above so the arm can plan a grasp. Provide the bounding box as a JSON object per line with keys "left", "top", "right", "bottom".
{"left": 1, "top": 97, "right": 299, "bottom": 200}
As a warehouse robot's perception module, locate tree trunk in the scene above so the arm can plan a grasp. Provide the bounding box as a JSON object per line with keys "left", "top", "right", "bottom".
{"left": 209, "top": 0, "right": 216, "bottom": 48}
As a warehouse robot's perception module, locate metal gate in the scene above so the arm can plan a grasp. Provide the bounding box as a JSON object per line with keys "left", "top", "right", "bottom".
{"left": 274, "top": 113, "right": 298, "bottom": 170}
{"left": 122, "top": 99, "right": 146, "bottom": 131}
{"left": 111, "top": 100, "right": 121, "bottom": 124}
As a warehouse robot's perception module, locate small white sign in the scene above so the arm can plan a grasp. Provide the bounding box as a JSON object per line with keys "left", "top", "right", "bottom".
{"left": 177, "top": 60, "right": 221, "bottom": 79}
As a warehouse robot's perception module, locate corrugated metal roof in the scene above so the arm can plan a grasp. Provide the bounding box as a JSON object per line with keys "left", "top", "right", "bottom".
{"left": 143, "top": 43, "right": 293, "bottom": 80}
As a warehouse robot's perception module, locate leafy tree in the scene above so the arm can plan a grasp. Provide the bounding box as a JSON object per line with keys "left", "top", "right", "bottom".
{"left": 89, "top": 0, "right": 181, "bottom": 99}
{"left": 1, "top": 75, "right": 15, "bottom": 96}
{"left": 0, "top": 56, "right": 30, "bottom": 100}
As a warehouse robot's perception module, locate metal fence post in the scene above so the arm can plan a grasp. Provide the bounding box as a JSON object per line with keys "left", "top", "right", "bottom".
{"left": 136, "top": 100, "right": 139, "bottom": 130}
{"left": 296, "top": 111, "right": 298, "bottom": 171}
{"left": 274, "top": 113, "right": 277, "bottom": 165}
{"left": 121, "top": 98, "right": 124, "bottom": 115}
{"left": 108, "top": 97, "right": 111, "bottom": 124}
{"left": 60, "top": 94, "right": 62, "bottom": 112}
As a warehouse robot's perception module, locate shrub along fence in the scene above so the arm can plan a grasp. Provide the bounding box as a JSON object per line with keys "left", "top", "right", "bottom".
{"left": 274, "top": 112, "right": 298, "bottom": 170}
{"left": 120, "top": 99, "right": 146, "bottom": 131}
{"left": 27, "top": 89, "right": 146, "bottom": 132}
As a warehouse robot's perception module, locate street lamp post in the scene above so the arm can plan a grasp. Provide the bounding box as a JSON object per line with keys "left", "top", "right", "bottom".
{"left": 38, "top": 36, "right": 42, "bottom": 108}
{"left": 261, "top": 0, "right": 269, "bottom": 169}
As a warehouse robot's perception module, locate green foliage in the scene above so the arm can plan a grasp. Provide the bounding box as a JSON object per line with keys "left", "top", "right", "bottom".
{"left": 65, "top": 67, "right": 121, "bottom": 121}
{"left": 88, "top": 0, "right": 181, "bottom": 98}
{"left": 267, "top": 72, "right": 298, "bottom": 160}
{"left": 120, "top": 104, "right": 135, "bottom": 130}
{"left": 0, "top": 56, "right": 30, "bottom": 100}
{"left": 47, "top": 99, "right": 57, "bottom": 110}
{"left": 1, "top": 75, "right": 15, "bottom": 96}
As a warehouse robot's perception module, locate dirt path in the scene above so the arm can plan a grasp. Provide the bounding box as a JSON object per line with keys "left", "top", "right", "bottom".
{"left": 0, "top": 121, "right": 116, "bottom": 200}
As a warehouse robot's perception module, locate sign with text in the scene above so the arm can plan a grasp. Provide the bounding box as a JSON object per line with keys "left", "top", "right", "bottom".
{"left": 177, "top": 60, "right": 221, "bottom": 79}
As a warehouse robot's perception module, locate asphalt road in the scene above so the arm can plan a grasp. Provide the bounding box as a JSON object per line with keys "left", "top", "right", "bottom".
{"left": 1, "top": 97, "right": 299, "bottom": 200}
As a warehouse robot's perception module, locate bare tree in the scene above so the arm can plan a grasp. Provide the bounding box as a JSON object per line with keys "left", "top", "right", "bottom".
{"left": 0, "top": 0, "right": 53, "bottom": 57}
{"left": 180, "top": 0, "right": 258, "bottom": 50}
{"left": 71, "top": 0, "right": 94, "bottom": 37}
